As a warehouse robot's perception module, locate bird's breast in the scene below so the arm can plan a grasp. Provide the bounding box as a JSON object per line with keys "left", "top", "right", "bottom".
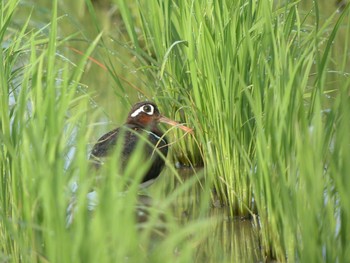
{"left": 141, "top": 129, "right": 167, "bottom": 145}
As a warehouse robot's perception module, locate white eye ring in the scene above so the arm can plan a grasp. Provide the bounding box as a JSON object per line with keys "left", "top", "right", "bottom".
{"left": 131, "top": 104, "right": 154, "bottom": 117}
{"left": 142, "top": 105, "right": 154, "bottom": 115}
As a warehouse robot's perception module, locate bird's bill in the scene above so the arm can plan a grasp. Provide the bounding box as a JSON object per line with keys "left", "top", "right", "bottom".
{"left": 159, "top": 116, "right": 193, "bottom": 134}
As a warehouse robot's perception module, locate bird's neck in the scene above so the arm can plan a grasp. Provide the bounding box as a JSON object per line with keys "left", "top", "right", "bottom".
{"left": 127, "top": 123, "right": 163, "bottom": 138}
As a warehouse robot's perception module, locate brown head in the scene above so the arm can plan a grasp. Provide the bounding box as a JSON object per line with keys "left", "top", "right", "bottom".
{"left": 126, "top": 101, "right": 193, "bottom": 134}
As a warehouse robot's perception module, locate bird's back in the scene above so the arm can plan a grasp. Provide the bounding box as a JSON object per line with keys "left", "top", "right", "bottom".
{"left": 90, "top": 124, "right": 168, "bottom": 183}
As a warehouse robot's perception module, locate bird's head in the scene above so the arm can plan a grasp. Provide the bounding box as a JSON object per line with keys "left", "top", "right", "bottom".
{"left": 127, "top": 101, "right": 193, "bottom": 134}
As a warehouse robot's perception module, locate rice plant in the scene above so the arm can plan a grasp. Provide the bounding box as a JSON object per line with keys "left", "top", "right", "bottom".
{"left": 114, "top": 0, "right": 350, "bottom": 261}
{"left": 0, "top": 1, "right": 214, "bottom": 262}
{"left": 2, "top": 0, "right": 350, "bottom": 262}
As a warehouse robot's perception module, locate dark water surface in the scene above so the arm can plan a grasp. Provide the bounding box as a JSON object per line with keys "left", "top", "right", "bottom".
{"left": 141, "top": 168, "right": 263, "bottom": 263}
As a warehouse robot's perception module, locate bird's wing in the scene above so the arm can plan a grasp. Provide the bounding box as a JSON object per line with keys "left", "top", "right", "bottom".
{"left": 90, "top": 128, "right": 121, "bottom": 157}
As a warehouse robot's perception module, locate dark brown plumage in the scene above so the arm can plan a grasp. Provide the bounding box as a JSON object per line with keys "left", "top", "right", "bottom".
{"left": 90, "top": 101, "right": 192, "bottom": 187}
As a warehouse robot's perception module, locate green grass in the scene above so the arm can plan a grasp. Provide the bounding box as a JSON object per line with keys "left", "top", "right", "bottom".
{"left": 113, "top": 0, "right": 350, "bottom": 261}
{"left": 1, "top": 0, "right": 350, "bottom": 262}
{"left": 0, "top": 1, "right": 215, "bottom": 262}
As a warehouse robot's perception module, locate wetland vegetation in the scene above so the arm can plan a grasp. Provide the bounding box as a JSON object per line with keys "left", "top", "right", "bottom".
{"left": 1, "top": 0, "right": 350, "bottom": 262}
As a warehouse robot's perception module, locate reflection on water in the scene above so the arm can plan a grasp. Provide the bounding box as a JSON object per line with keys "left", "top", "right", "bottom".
{"left": 199, "top": 210, "right": 262, "bottom": 263}
{"left": 141, "top": 168, "right": 263, "bottom": 262}
{"left": 65, "top": 158, "right": 262, "bottom": 261}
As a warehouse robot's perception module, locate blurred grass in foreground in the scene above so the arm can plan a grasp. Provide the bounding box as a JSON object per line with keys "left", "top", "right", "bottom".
{"left": 0, "top": 0, "right": 216, "bottom": 262}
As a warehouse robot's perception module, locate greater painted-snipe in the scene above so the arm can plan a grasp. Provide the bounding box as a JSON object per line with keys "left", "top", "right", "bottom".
{"left": 90, "top": 101, "right": 192, "bottom": 187}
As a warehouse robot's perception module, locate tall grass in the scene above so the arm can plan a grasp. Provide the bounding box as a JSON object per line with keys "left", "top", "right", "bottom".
{"left": 115, "top": 0, "right": 350, "bottom": 261}
{"left": 2, "top": 0, "right": 350, "bottom": 261}
{"left": 0, "top": 1, "right": 215, "bottom": 262}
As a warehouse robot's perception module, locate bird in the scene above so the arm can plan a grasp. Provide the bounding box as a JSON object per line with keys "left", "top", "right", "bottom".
{"left": 89, "top": 101, "right": 193, "bottom": 187}
{"left": 66, "top": 101, "right": 192, "bottom": 226}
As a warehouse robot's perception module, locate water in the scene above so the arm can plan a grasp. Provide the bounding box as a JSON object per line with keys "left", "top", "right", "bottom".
{"left": 143, "top": 168, "right": 263, "bottom": 262}
{"left": 65, "top": 167, "right": 262, "bottom": 262}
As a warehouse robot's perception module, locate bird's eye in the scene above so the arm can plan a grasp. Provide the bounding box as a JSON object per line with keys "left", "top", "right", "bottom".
{"left": 143, "top": 104, "right": 154, "bottom": 114}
